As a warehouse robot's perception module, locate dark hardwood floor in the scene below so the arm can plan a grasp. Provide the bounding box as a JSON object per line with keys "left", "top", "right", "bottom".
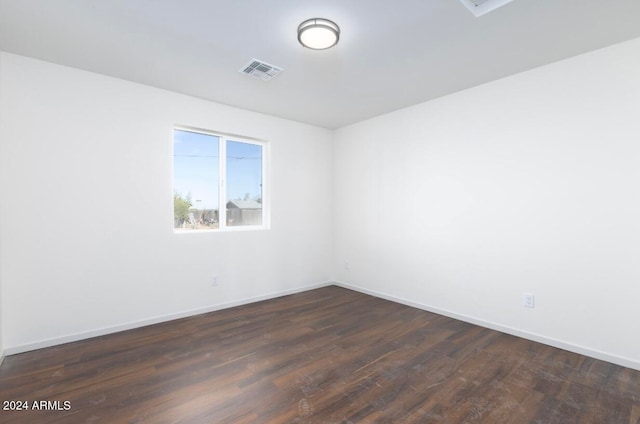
{"left": 1, "top": 285, "right": 638, "bottom": 423}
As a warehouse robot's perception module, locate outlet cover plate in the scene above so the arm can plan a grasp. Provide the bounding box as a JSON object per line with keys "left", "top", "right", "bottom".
{"left": 523, "top": 293, "right": 535, "bottom": 308}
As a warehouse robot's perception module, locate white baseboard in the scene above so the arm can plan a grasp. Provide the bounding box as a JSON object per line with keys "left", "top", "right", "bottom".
{"left": 4, "top": 281, "right": 333, "bottom": 356}
{"left": 6, "top": 280, "right": 637, "bottom": 372}
{"left": 333, "top": 281, "right": 640, "bottom": 372}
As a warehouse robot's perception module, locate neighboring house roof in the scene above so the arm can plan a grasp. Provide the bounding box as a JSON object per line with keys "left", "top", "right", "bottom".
{"left": 227, "top": 200, "right": 261, "bottom": 209}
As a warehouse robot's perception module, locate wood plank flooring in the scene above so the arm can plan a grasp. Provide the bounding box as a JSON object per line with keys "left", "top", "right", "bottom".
{"left": 1, "top": 285, "right": 638, "bottom": 423}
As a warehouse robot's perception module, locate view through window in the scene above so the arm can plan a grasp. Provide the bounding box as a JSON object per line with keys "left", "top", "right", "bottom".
{"left": 173, "top": 128, "right": 265, "bottom": 231}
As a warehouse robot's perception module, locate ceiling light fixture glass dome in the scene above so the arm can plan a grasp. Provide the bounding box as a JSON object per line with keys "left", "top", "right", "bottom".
{"left": 298, "top": 18, "right": 340, "bottom": 50}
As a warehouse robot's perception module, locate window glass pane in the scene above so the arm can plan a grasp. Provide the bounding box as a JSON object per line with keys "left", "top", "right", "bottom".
{"left": 226, "top": 140, "right": 263, "bottom": 227}
{"left": 173, "top": 129, "right": 219, "bottom": 230}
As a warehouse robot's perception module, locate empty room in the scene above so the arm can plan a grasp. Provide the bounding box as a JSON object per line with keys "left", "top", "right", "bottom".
{"left": 1, "top": 0, "right": 639, "bottom": 422}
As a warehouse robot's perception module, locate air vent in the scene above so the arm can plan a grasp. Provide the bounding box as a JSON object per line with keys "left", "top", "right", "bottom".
{"left": 239, "top": 59, "right": 283, "bottom": 81}
{"left": 459, "top": 0, "right": 514, "bottom": 17}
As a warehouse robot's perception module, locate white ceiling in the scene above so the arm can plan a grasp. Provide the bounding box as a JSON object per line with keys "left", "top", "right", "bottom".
{"left": 1, "top": 0, "right": 640, "bottom": 129}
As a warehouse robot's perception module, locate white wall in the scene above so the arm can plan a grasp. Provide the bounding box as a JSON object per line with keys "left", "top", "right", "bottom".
{"left": 333, "top": 37, "right": 640, "bottom": 370}
{"left": 0, "top": 52, "right": 333, "bottom": 353}
{"left": 2, "top": 36, "right": 640, "bottom": 371}
{"left": 0, "top": 51, "right": 5, "bottom": 363}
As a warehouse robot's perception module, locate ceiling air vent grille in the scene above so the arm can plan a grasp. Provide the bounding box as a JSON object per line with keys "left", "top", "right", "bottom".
{"left": 239, "top": 59, "right": 283, "bottom": 81}
{"left": 459, "top": 0, "right": 514, "bottom": 17}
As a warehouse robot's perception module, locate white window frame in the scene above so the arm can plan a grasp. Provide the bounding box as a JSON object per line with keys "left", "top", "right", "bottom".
{"left": 173, "top": 125, "right": 270, "bottom": 233}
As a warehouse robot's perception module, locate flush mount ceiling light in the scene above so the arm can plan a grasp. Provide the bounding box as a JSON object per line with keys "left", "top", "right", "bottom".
{"left": 297, "top": 18, "right": 340, "bottom": 50}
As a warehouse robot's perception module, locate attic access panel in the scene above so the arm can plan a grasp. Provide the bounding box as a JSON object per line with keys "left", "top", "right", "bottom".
{"left": 459, "top": 0, "right": 515, "bottom": 17}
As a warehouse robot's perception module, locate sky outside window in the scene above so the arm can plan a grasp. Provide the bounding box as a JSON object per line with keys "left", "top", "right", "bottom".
{"left": 173, "top": 129, "right": 219, "bottom": 209}
{"left": 226, "top": 140, "right": 262, "bottom": 202}
{"left": 173, "top": 131, "right": 263, "bottom": 205}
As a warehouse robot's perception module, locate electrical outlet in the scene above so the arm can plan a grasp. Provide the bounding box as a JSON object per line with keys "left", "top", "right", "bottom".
{"left": 211, "top": 275, "right": 219, "bottom": 287}
{"left": 344, "top": 261, "right": 350, "bottom": 270}
{"left": 523, "top": 293, "right": 535, "bottom": 308}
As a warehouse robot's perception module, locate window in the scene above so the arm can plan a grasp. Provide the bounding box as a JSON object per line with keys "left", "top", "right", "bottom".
{"left": 173, "top": 127, "right": 267, "bottom": 231}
